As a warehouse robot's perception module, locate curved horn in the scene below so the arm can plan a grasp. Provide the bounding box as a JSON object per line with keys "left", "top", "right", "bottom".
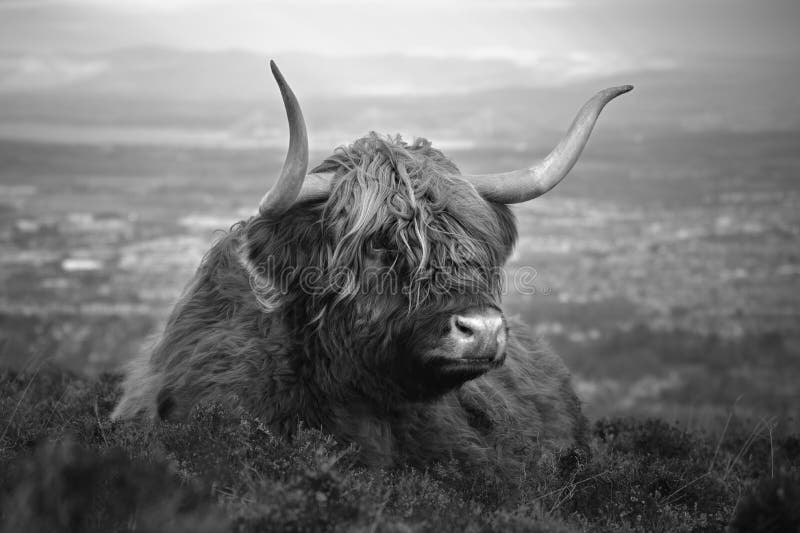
{"left": 463, "top": 85, "right": 633, "bottom": 204}
{"left": 258, "top": 61, "right": 311, "bottom": 217}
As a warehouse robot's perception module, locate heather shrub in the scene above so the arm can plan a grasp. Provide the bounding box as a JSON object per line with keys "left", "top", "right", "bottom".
{"left": 2, "top": 366, "right": 798, "bottom": 532}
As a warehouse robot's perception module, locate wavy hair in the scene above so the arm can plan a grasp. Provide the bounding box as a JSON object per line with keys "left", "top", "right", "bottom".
{"left": 248, "top": 133, "right": 516, "bottom": 314}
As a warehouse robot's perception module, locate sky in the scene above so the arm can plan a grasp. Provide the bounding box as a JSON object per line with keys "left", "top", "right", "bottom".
{"left": 0, "top": 0, "right": 798, "bottom": 141}
{"left": 1, "top": 0, "right": 798, "bottom": 68}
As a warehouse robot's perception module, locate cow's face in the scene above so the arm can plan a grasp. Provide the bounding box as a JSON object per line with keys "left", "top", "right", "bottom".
{"left": 246, "top": 134, "right": 516, "bottom": 401}
{"left": 243, "top": 61, "right": 629, "bottom": 402}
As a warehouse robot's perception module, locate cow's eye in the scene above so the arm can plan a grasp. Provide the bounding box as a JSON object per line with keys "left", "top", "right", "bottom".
{"left": 368, "top": 239, "right": 394, "bottom": 258}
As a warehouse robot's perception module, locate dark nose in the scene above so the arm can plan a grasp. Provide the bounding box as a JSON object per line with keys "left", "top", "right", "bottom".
{"left": 448, "top": 308, "right": 507, "bottom": 361}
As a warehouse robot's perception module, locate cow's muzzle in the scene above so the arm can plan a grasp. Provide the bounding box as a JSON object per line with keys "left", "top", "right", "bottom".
{"left": 445, "top": 307, "right": 507, "bottom": 363}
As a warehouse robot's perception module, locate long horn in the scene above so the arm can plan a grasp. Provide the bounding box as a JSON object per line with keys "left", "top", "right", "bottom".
{"left": 258, "top": 61, "right": 311, "bottom": 217}
{"left": 463, "top": 85, "right": 633, "bottom": 204}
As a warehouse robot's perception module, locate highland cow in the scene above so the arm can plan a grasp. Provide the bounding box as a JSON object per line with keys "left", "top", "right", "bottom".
{"left": 113, "top": 61, "right": 632, "bottom": 476}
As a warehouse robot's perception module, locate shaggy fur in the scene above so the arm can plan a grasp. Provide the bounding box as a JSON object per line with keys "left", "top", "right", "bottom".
{"left": 113, "top": 133, "right": 588, "bottom": 477}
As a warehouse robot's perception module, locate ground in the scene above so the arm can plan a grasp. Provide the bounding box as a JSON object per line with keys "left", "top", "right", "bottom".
{"left": 1, "top": 366, "right": 798, "bottom": 532}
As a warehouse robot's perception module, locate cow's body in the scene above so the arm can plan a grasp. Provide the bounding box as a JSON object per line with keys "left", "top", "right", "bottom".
{"left": 114, "top": 64, "right": 630, "bottom": 476}
{"left": 114, "top": 220, "right": 587, "bottom": 472}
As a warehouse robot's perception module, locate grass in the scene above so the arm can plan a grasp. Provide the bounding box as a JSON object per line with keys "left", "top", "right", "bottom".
{"left": 1, "top": 365, "right": 799, "bottom": 532}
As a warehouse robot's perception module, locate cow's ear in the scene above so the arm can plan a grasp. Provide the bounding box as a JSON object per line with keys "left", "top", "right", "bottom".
{"left": 246, "top": 208, "right": 321, "bottom": 269}
{"left": 489, "top": 203, "right": 518, "bottom": 262}
{"left": 243, "top": 208, "right": 326, "bottom": 312}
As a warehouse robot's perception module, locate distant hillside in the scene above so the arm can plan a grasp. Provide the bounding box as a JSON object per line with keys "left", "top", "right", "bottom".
{"left": 0, "top": 47, "right": 651, "bottom": 99}
{"left": 0, "top": 48, "right": 797, "bottom": 148}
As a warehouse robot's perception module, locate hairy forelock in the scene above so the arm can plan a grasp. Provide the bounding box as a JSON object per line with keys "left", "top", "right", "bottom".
{"left": 245, "top": 133, "right": 517, "bottom": 336}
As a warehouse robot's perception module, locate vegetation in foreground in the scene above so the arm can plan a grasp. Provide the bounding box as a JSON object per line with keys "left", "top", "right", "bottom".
{"left": 1, "top": 366, "right": 798, "bottom": 533}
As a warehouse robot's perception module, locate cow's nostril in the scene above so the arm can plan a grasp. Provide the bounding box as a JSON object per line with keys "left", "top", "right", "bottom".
{"left": 454, "top": 317, "right": 474, "bottom": 337}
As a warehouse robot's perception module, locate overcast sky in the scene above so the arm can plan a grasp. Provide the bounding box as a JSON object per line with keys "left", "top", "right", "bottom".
{"left": 1, "top": 0, "right": 798, "bottom": 68}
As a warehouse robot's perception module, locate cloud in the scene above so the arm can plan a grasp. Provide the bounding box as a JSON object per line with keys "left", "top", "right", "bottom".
{"left": 49, "top": 0, "right": 574, "bottom": 8}
{"left": 0, "top": 0, "right": 59, "bottom": 9}
{"left": 0, "top": 53, "right": 107, "bottom": 90}
{"left": 61, "top": 0, "right": 221, "bottom": 12}
{"left": 1, "top": 0, "right": 796, "bottom": 68}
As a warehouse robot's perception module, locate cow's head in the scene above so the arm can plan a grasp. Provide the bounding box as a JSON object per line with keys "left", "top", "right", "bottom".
{"left": 245, "top": 61, "right": 631, "bottom": 403}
